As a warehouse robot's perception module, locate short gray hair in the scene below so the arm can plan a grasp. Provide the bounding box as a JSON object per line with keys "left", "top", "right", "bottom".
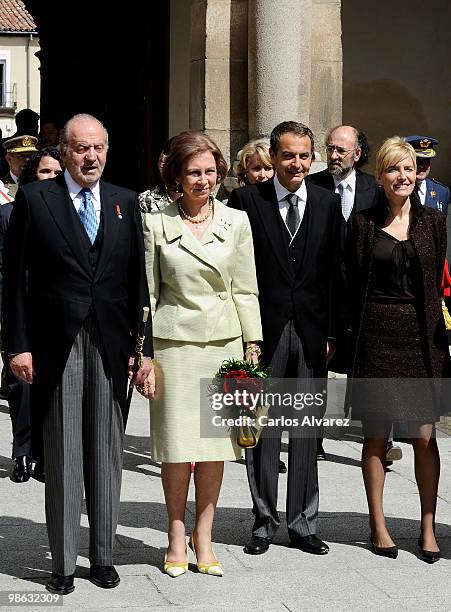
{"left": 60, "top": 113, "right": 109, "bottom": 149}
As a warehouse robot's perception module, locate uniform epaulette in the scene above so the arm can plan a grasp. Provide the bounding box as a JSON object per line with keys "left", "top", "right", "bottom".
{"left": 430, "top": 177, "right": 448, "bottom": 188}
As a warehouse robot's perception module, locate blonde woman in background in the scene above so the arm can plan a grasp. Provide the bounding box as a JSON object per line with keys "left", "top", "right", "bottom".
{"left": 235, "top": 139, "right": 274, "bottom": 186}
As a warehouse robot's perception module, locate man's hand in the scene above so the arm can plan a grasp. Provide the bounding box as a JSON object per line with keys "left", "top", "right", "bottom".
{"left": 136, "top": 366, "right": 156, "bottom": 401}
{"left": 10, "top": 352, "right": 34, "bottom": 383}
{"left": 128, "top": 356, "right": 153, "bottom": 386}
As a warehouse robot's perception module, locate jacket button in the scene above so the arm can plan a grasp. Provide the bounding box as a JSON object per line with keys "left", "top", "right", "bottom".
{"left": 218, "top": 292, "right": 228, "bottom": 300}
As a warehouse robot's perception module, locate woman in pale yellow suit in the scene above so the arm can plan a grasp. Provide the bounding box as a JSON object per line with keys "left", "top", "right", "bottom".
{"left": 141, "top": 131, "right": 262, "bottom": 577}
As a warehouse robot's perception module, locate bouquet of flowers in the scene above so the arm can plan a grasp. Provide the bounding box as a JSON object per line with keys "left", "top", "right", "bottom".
{"left": 210, "top": 358, "right": 270, "bottom": 448}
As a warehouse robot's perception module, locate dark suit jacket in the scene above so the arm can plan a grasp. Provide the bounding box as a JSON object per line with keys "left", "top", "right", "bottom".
{"left": 228, "top": 179, "right": 342, "bottom": 370}
{"left": 0, "top": 202, "right": 13, "bottom": 311}
{"left": 2, "top": 175, "right": 152, "bottom": 423}
{"left": 307, "top": 168, "right": 378, "bottom": 216}
{"left": 307, "top": 168, "right": 378, "bottom": 372}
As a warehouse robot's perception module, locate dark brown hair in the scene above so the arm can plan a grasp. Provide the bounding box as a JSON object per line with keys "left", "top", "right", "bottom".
{"left": 161, "top": 130, "right": 228, "bottom": 188}
{"left": 270, "top": 121, "right": 315, "bottom": 160}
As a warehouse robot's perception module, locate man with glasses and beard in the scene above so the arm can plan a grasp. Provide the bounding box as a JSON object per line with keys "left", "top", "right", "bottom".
{"left": 308, "top": 125, "right": 377, "bottom": 221}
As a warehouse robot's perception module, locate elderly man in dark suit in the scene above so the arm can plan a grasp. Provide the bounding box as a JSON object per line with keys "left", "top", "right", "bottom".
{"left": 2, "top": 113, "right": 153, "bottom": 595}
{"left": 229, "top": 121, "right": 341, "bottom": 556}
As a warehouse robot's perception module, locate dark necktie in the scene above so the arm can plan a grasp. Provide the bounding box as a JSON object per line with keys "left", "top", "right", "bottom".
{"left": 285, "top": 193, "right": 300, "bottom": 236}
{"left": 78, "top": 188, "right": 99, "bottom": 244}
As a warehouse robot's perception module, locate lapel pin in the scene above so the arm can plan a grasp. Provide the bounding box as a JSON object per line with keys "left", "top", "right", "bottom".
{"left": 218, "top": 217, "right": 231, "bottom": 230}
{"left": 431, "top": 190, "right": 436, "bottom": 199}
{"left": 115, "top": 204, "right": 123, "bottom": 220}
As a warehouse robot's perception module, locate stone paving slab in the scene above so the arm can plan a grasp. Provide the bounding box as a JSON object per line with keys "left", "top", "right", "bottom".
{"left": 1, "top": 392, "right": 451, "bottom": 611}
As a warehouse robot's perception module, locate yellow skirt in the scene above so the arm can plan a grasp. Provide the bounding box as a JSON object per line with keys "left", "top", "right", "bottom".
{"left": 149, "top": 336, "right": 243, "bottom": 462}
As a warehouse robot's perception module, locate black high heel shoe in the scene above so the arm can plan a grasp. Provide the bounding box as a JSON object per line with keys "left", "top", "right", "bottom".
{"left": 418, "top": 535, "right": 440, "bottom": 564}
{"left": 369, "top": 533, "right": 398, "bottom": 559}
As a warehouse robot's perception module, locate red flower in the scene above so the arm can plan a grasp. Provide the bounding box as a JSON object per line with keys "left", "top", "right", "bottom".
{"left": 223, "top": 370, "right": 249, "bottom": 393}
{"left": 223, "top": 370, "right": 264, "bottom": 408}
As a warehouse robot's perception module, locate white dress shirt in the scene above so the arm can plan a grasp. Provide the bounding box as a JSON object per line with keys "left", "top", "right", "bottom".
{"left": 333, "top": 169, "right": 356, "bottom": 220}
{"left": 274, "top": 174, "right": 307, "bottom": 240}
{"left": 64, "top": 169, "right": 102, "bottom": 223}
{"left": 417, "top": 179, "right": 426, "bottom": 205}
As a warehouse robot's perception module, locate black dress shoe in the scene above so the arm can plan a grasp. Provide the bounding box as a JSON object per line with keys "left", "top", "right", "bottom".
{"left": 90, "top": 565, "right": 120, "bottom": 588}
{"left": 418, "top": 536, "right": 440, "bottom": 564}
{"left": 291, "top": 535, "right": 329, "bottom": 555}
{"left": 370, "top": 534, "right": 398, "bottom": 559}
{"left": 317, "top": 445, "right": 326, "bottom": 461}
{"left": 10, "top": 456, "right": 30, "bottom": 483}
{"left": 29, "top": 460, "right": 45, "bottom": 483}
{"left": 243, "top": 536, "right": 271, "bottom": 555}
{"left": 278, "top": 459, "right": 287, "bottom": 474}
{"left": 46, "top": 573, "right": 75, "bottom": 595}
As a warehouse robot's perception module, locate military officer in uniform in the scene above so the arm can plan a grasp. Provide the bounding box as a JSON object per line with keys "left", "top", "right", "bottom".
{"left": 404, "top": 136, "right": 451, "bottom": 351}
{"left": 1, "top": 135, "right": 38, "bottom": 199}
{"left": 0, "top": 135, "right": 40, "bottom": 482}
{"left": 404, "top": 135, "right": 450, "bottom": 215}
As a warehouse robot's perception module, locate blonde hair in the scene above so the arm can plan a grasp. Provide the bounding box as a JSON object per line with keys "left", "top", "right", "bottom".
{"left": 376, "top": 136, "right": 416, "bottom": 179}
{"left": 235, "top": 139, "right": 273, "bottom": 185}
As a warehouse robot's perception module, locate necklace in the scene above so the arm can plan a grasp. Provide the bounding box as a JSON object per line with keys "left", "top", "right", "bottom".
{"left": 178, "top": 198, "right": 213, "bottom": 224}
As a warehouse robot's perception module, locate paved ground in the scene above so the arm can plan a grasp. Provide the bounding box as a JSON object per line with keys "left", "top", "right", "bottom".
{"left": 1, "top": 391, "right": 451, "bottom": 612}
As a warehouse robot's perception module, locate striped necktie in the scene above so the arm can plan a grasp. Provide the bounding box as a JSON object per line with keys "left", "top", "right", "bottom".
{"left": 78, "top": 188, "right": 99, "bottom": 244}
{"left": 285, "top": 193, "right": 300, "bottom": 236}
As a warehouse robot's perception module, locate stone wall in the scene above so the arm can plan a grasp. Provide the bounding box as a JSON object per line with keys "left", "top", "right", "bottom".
{"left": 342, "top": 0, "right": 451, "bottom": 183}
{"left": 171, "top": 0, "right": 343, "bottom": 167}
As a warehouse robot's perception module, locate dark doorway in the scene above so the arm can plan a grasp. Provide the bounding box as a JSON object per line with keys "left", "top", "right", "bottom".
{"left": 25, "top": 1, "right": 170, "bottom": 191}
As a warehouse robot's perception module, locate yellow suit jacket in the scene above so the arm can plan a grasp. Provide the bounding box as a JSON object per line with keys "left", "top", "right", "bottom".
{"left": 143, "top": 199, "right": 262, "bottom": 343}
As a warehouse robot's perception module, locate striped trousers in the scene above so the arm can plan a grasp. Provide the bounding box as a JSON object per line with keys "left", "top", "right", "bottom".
{"left": 43, "top": 313, "right": 124, "bottom": 576}
{"left": 245, "top": 320, "right": 320, "bottom": 541}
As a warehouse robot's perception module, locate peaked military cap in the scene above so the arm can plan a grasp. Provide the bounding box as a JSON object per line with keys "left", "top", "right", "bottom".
{"left": 3, "top": 135, "right": 38, "bottom": 154}
{"left": 404, "top": 135, "right": 438, "bottom": 158}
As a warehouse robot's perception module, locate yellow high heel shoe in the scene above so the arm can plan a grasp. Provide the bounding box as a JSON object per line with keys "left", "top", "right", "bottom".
{"left": 164, "top": 543, "right": 188, "bottom": 578}
{"left": 188, "top": 536, "right": 223, "bottom": 577}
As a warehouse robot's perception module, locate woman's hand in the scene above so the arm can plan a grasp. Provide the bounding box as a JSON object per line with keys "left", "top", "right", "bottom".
{"left": 245, "top": 342, "right": 261, "bottom": 366}
{"left": 136, "top": 363, "right": 156, "bottom": 400}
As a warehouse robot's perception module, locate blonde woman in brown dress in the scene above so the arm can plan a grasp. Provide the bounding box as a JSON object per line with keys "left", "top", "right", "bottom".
{"left": 346, "top": 136, "right": 450, "bottom": 563}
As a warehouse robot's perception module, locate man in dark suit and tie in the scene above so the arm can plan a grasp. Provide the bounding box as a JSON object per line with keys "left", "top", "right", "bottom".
{"left": 2, "top": 114, "right": 153, "bottom": 595}
{"left": 229, "top": 121, "right": 341, "bottom": 556}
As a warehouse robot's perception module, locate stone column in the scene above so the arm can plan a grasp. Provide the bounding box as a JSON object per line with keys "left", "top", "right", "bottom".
{"left": 248, "top": 0, "right": 313, "bottom": 140}
{"left": 309, "top": 0, "right": 342, "bottom": 150}
{"left": 190, "top": 0, "right": 248, "bottom": 164}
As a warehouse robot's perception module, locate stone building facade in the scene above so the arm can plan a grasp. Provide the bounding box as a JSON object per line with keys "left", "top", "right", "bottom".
{"left": 25, "top": 0, "right": 451, "bottom": 188}
{"left": 170, "top": 0, "right": 451, "bottom": 183}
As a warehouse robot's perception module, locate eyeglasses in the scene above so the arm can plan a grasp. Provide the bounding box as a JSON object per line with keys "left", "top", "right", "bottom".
{"left": 324, "top": 145, "right": 357, "bottom": 157}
